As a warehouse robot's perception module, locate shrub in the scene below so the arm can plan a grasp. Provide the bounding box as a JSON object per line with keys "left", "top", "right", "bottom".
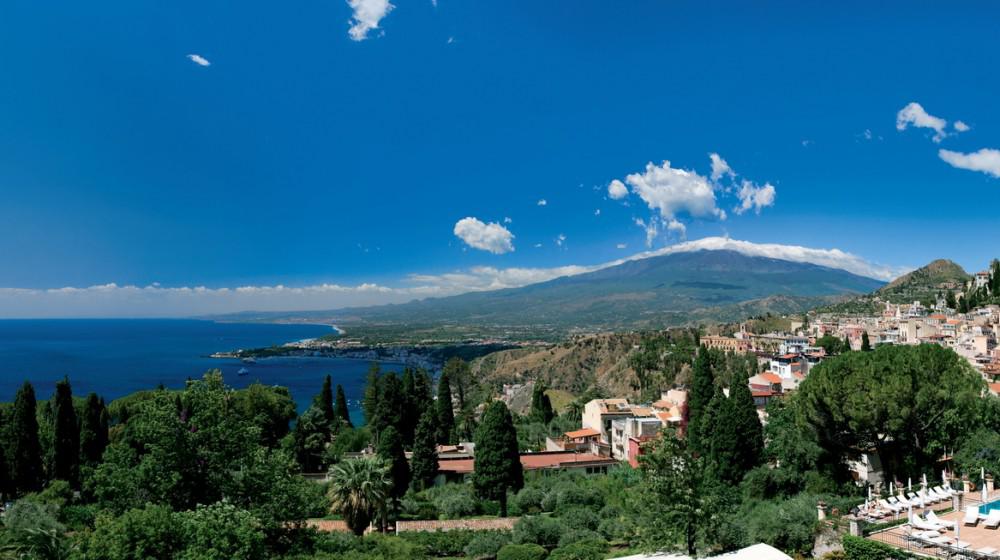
{"left": 178, "top": 501, "right": 266, "bottom": 560}
{"left": 541, "top": 483, "right": 596, "bottom": 514}
{"left": 513, "top": 515, "right": 564, "bottom": 548}
{"left": 398, "top": 529, "right": 483, "bottom": 557}
{"left": 497, "top": 543, "right": 548, "bottom": 560}
{"left": 400, "top": 491, "right": 439, "bottom": 520}
{"left": 515, "top": 487, "right": 545, "bottom": 515}
{"left": 465, "top": 531, "right": 514, "bottom": 560}
{"left": 61, "top": 504, "right": 97, "bottom": 530}
{"left": 557, "top": 529, "right": 602, "bottom": 548}
{"left": 842, "top": 534, "right": 912, "bottom": 560}
{"left": 547, "top": 539, "right": 607, "bottom": 560}
{"left": 84, "top": 504, "right": 183, "bottom": 559}
{"left": 559, "top": 507, "right": 599, "bottom": 531}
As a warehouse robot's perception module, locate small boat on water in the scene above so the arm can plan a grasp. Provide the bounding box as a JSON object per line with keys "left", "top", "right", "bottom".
{"left": 237, "top": 367, "right": 250, "bottom": 376}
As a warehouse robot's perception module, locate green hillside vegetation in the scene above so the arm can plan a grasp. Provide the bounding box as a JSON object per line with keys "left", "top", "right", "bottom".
{"left": 876, "top": 258, "right": 969, "bottom": 304}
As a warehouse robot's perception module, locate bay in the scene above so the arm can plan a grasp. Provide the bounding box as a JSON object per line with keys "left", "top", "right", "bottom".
{"left": 0, "top": 319, "right": 397, "bottom": 425}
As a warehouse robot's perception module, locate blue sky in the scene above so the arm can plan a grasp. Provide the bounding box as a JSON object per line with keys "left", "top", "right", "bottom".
{"left": 2, "top": 1, "right": 1000, "bottom": 316}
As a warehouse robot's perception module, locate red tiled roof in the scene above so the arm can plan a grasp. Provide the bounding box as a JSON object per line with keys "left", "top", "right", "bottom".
{"left": 438, "top": 452, "right": 617, "bottom": 474}
{"left": 564, "top": 428, "right": 600, "bottom": 439}
{"left": 760, "top": 372, "right": 782, "bottom": 384}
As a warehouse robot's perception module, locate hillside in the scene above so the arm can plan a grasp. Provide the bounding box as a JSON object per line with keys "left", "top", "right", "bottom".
{"left": 876, "top": 259, "right": 969, "bottom": 303}
{"left": 219, "top": 249, "right": 884, "bottom": 339}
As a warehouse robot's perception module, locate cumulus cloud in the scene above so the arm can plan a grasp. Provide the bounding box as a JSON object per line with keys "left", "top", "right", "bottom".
{"left": 503, "top": 216, "right": 512, "bottom": 224}
{"left": 453, "top": 217, "right": 515, "bottom": 254}
{"left": 347, "top": 0, "right": 394, "bottom": 41}
{"left": 709, "top": 153, "right": 733, "bottom": 181}
{"left": 607, "top": 179, "right": 628, "bottom": 200}
{"left": 616, "top": 243, "right": 627, "bottom": 249}
{"left": 939, "top": 148, "right": 1000, "bottom": 178}
{"left": 954, "top": 121, "right": 970, "bottom": 132}
{"left": 187, "top": 54, "right": 211, "bottom": 66}
{"left": 634, "top": 218, "right": 658, "bottom": 248}
{"left": 734, "top": 181, "right": 777, "bottom": 215}
{"left": 556, "top": 234, "right": 566, "bottom": 247}
{"left": 536, "top": 199, "right": 547, "bottom": 206}
{"left": 896, "top": 102, "right": 952, "bottom": 143}
{"left": 0, "top": 237, "right": 906, "bottom": 317}
{"left": 626, "top": 160, "right": 725, "bottom": 223}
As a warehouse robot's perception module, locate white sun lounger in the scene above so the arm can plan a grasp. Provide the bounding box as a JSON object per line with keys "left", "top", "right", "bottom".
{"left": 889, "top": 495, "right": 912, "bottom": 507}
{"left": 918, "top": 490, "right": 939, "bottom": 503}
{"left": 926, "top": 510, "right": 955, "bottom": 529}
{"left": 908, "top": 492, "right": 926, "bottom": 505}
{"left": 984, "top": 509, "right": 1000, "bottom": 529}
{"left": 977, "top": 546, "right": 998, "bottom": 555}
{"left": 933, "top": 486, "right": 954, "bottom": 498}
{"left": 880, "top": 499, "right": 903, "bottom": 513}
{"left": 912, "top": 517, "right": 948, "bottom": 532}
{"left": 965, "top": 506, "right": 981, "bottom": 526}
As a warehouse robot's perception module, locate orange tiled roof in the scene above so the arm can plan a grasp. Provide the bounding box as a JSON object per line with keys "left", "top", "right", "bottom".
{"left": 760, "top": 372, "right": 782, "bottom": 384}
{"left": 564, "top": 428, "right": 600, "bottom": 439}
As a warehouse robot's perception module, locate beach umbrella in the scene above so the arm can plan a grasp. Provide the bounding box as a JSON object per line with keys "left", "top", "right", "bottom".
{"left": 908, "top": 477, "right": 912, "bottom": 492}
{"left": 908, "top": 503, "right": 913, "bottom": 524}
{"left": 956, "top": 519, "right": 960, "bottom": 541}
{"left": 943, "top": 469, "right": 949, "bottom": 488}
{"left": 923, "top": 473, "right": 928, "bottom": 489}
{"left": 867, "top": 486, "right": 872, "bottom": 501}
{"left": 890, "top": 481, "right": 895, "bottom": 495}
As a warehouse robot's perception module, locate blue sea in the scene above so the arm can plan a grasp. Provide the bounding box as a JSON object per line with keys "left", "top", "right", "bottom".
{"left": 0, "top": 319, "right": 396, "bottom": 425}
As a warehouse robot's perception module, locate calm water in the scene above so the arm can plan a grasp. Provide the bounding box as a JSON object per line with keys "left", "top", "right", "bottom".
{"left": 0, "top": 319, "right": 393, "bottom": 424}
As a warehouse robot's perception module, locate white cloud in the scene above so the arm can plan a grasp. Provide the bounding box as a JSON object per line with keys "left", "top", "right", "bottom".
{"left": 634, "top": 218, "right": 658, "bottom": 248}
{"left": 954, "top": 120, "right": 970, "bottom": 132}
{"left": 503, "top": 217, "right": 512, "bottom": 224}
{"left": 625, "top": 160, "right": 725, "bottom": 223}
{"left": 607, "top": 179, "right": 628, "bottom": 200}
{"left": 938, "top": 148, "right": 1000, "bottom": 178}
{"left": 896, "top": 102, "right": 950, "bottom": 143}
{"left": 594, "top": 209, "right": 601, "bottom": 216}
{"left": 616, "top": 243, "right": 627, "bottom": 249}
{"left": 666, "top": 219, "right": 686, "bottom": 236}
{"left": 347, "top": 0, "right": 394, "bottom": 41}
{"left": 734, "top": 180, "right": 777, "bottom": 215}
{"left": 709, "top": 153, "right": 733, "bottom": 181}
{"left": 556, "top": 234, "right": 566, "bottom": 247}
{"left": 187, "top": 54, "right": 211, "bottom": 67}
{"left": 453, "top": 217, "right": 515, "bottom": 254}
{"left": 536, "top": 199, "right": 547, "bottom": 206}
{"left": 0, "top": 237, "right": 906, "bottom": 317}
{"left": 534, "top": 243, "right": 542, "bottom": 248}
{"left": 447, "top": 36, "right": 455, "bottom": 45}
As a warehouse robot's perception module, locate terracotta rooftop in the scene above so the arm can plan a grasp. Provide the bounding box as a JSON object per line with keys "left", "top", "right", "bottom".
{"left": 564, "top": 428, "right": 600, "bottom": 439}
{"left": 438, "top": 451, "right": 617, "bottom": 474}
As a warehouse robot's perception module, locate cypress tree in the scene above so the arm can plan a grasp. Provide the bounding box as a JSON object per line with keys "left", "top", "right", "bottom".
{"left": 52, "top": 377, "right": 80, "bottom": 486}
{"left": 375, "top": 373, "right": 403, "bottom": 438}
{"left": 334, "top": 384, "right": 352, "bottom": 428}
{"left": 318, "top": 374, "right": 335, "bottom": 424}
{"left": 400, "top": 369, "right": 418, "bottom": 447}
{"left": 529, "top": 382, "right": 554, "bottom": 425}
{"left": 843, "top": 335, "right": 852, "bottom": 352}
{"left": 376, "top": 425, "right": 410, "bottom": 507}
{"left": 946, "top": 290, "right": 957, "bottom": 309}
{"left": 727, "top": 370, "right": 764, "bottom": 478}
{"left": 436, "top": 372, "right": 456, "bottom": 445}
{"left": 706, "top": 392, "right": 741, "bottom": 484}
{"left": 472, "top": 401, "right": 523, "bottom": 517}
{"left": 410, "top": 408, "right": 439, "bottom": 491}
{"left": 10, "top": 381, "right": 43, "bottom": 495}
{"left": 363, "top": 364, "right": 381, "bottom": 429}
{"left": 686, "top": 347, "right": 715, "bottom": 454}
{"left": 79, "top": 392, "right": 109, "bottom": 467}
{"left": 861, "top": 331, "right": 872, "bottom": 352}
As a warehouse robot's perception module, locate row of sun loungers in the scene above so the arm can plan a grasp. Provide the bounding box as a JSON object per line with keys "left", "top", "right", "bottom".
{"left": 964, "top": 506, "right": 1000, "bottom": 528}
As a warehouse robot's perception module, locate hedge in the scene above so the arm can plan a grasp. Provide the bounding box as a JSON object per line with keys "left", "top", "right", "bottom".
{"left": 842, "top": 534, "right": 912, "bottom": 560}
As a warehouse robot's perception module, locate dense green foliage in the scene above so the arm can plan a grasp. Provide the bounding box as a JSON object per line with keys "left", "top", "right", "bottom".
{"left": 473, "top": 402, "right": 523, "bottom": 517}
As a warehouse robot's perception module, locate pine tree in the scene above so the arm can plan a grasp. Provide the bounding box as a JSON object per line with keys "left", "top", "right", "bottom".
{"left": 861, "top": 331, "right": 872, "bottom": 352}
{"left": 376, "top": 425, "right": 410, "bottom": 510}
{"left": 410, "top": 408, "right": 439, "bottom": 491}
{"left": 363, "top": 364, "right": 382, "bottom": 429}
{"left": 334, "top": 384, "right": 352, "bottom": 428}
{"left": 293, "top": 405, "right": 331, "bottom": 472}
{"left": 318, "top": 375, "right": 335, "bottom": 424}
{"left": 727, "top": 369, "right": 764, "bottom": 478}
{"left": 472, "top": 401, "right": 523, "bottom": 517}
{"left": 686, "top": 347, "right": 715, "bottom": 454}
{"left": 52, "top": 377, "right": 80, "bottom": 486}
{"left": 10, "top": 381, "right": 43, "bottom": 495}
{"left": 529, "top": 382, "right": 554, "bottom": 425}
{"left": 436, "top": 371, "right": 456, "bottom": 445}
{"left": 79, "top": 392, "right": 109, "bottom": 468}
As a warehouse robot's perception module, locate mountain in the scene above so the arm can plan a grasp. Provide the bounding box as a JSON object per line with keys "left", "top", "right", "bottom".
{"left": 221, "top": 249, "right": 883, "bottom": 338}
{"left": 875, "top": 259, "right": 969, "bottom": 303}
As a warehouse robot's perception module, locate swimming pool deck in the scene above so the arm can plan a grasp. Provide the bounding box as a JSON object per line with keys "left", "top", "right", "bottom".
{"left": 868, "top": 491, "right": 1000, "bottom": 558}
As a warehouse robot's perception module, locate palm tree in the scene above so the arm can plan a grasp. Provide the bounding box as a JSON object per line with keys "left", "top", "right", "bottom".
{"left": 326, "top": 456, "right": 392, "bottom": 535}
